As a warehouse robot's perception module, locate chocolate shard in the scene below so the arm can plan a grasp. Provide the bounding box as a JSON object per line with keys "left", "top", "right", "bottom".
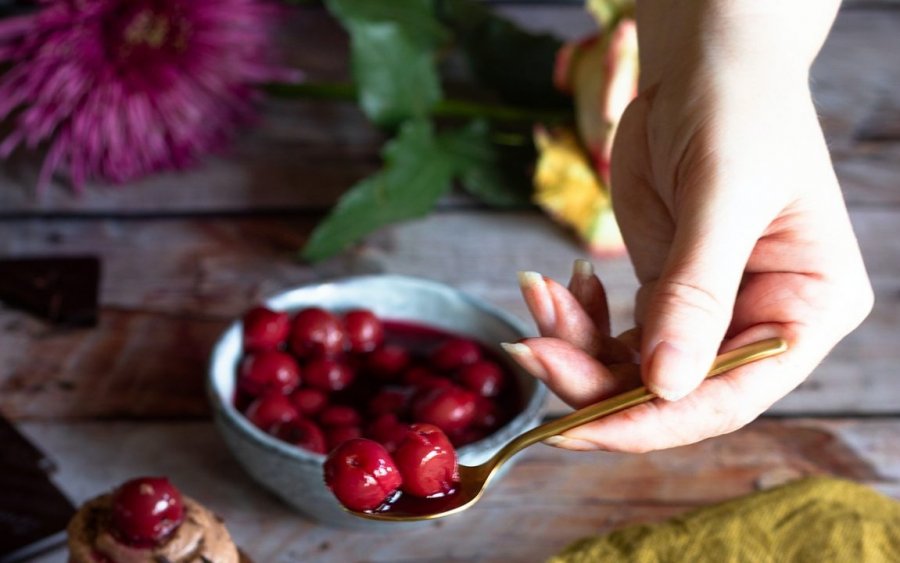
{"left": 0, "top": 416, "right": 75, "bottom": 563}
{"left": 0, "top": 255, "right": 101, "bottom": 327}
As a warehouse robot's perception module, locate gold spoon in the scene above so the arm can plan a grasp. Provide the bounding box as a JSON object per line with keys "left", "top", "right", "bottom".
{"left": 349, "top": 337, "right": 788, "bottom": 522}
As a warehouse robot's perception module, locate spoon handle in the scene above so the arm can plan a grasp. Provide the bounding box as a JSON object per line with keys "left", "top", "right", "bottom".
{"left": 491, "top": 337, "right": 788, "bottom": 466}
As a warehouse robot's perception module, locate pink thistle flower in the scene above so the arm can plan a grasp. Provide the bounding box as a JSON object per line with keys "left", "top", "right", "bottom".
{"left": 0, "top": 0, "right": 290, "bottom": 192}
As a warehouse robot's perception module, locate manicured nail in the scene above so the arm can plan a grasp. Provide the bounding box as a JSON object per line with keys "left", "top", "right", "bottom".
{"left": 572, "top": 259, "right": 594, "bottom": 279}
{"left": 646, "top": 341, "right": 698, "bottom": 401}
{"left": 500, "top": 342, "right": 549, "bottom": 381}
{"left": 517, "top": 271, "right": 555, "bottom": 333}
{"left": 517, "top": 270, "right": 545, "bottom": 289}
{"left": 543, "top": 435, "right": 600, "bottom": 451}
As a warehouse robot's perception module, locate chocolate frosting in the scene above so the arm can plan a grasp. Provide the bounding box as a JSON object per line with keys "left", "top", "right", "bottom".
{"left": 67, "top": 495, "right": 238, "bottom": 563}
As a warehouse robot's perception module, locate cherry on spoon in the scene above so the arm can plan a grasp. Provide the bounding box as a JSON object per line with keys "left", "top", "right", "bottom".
{"left": 345, "top": 337, "right": 788, "bottom": 522}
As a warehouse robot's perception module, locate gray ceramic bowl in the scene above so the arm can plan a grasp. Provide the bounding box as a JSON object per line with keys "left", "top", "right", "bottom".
{"left": 207, "top": 275, "right": 548, "bottom": 529}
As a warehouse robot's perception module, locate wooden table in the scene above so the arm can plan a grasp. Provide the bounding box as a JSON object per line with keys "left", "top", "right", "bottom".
{"left": 3, "top": 3, "right": 899, "bottom": 562}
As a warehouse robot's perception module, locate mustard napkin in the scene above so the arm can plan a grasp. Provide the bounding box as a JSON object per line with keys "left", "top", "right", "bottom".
{"left": 549, "top": 477, "right": 900, "bottom": 563}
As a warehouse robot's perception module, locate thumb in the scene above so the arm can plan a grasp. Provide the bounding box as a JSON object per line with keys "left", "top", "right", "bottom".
{"left": 640, "top": 199, "right": 764, "bottom": 401}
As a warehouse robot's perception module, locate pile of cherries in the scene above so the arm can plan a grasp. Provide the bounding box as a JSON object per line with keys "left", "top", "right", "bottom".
{"left": 235, "top": 305, "right": 520, "bottom": 456}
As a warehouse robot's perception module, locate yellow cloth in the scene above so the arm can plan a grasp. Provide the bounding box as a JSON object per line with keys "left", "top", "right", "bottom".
{"left": 549, "top": 477, "right": 900, "bottom": 563}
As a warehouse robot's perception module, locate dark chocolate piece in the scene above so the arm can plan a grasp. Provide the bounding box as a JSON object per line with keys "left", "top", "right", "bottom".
{"left": 0, "top": 256, "right": 101, "bottom": 326}
{"left": 0, "top": 416, "right": 75, "bottom": 563}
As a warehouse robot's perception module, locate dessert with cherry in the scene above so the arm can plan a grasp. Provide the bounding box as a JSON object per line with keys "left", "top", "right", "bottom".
{"left": 234, "top": 306, "right": 522, "bottom": 459}
{"left": 66, "top": 476, "right": 240, "bottom": 562}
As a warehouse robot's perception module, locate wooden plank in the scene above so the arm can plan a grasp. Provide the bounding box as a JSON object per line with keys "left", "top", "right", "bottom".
{"left": 1, "top": 208, "right": 898, "bottom": 419}
{"left": 19, "top": 418, "right": 900, "bottom": 562}
{"left": 0, "top": 6, "right": 898, "bottom": 213}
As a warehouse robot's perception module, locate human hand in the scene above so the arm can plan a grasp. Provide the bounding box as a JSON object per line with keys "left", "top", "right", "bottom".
{"left": 503, "top": 0, "right": 873, "bottom": 452}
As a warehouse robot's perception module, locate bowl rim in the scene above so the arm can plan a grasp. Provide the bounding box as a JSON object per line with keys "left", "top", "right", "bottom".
{"left": 206, "top": 273, "right": 548, "bottom": 464}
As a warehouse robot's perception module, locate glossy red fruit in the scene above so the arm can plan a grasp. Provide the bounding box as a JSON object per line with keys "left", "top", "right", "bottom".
{"left": 394, "top": 424, "right": 459, "bottom": 498}
{"left": 325, "top": 425, "right": 363, "bottom": 451}
{"left": 367, "top": 413, "right": 409, "bottom": 453}
{"left": 431, "top": 338, "right": 481, "bottom": 372}
{"left": 278, "top": 418, "right": 327, "bottom": 454}
{"left": 245, "top": 393, "right": 299, "bottom": 432}
{"left": 305, "top": 358, "right": 354, "bottom": 392}
{"left": 111, "top": 477, "right": 184, "bottom": 547}
{"left": 403, "top": 365, "right": 440, "bottom": 387}
{"left": 238, "top": 351, "right": 301, "bottom": 396}
{"left": 242, "top": 306, "right": 290, "bottom": 352}
{"left": 368, "top": 388, "right": 410, "bottom": 417}
{"left": 290, "top": 308, "right": 346, "bottom": 358}
{"left": 367, "top": 345, "right": 411, "bottom": 380}
{"left": 290, "top": 388, "right": 328, "bottom": 417}
{"left": 319, "top": 405, "right": 362, "bottom": 428}
{"left": 324, "top": 439, "right": 402, "bottom": 512}
{"left": 412, "top": 386, "right": 478, "bottom": 433}
{"left": 458, "top": 360, "right": 504, "bottom": 397}
{"left": 343, "top": 309, "right": 384, "bottom": 353}
{"left": 472, "top": 396, "right": 499, "bottom": 429}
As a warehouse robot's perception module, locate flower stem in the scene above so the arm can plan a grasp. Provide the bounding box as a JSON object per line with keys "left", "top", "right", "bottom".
{"left": 264, "top": 82, "right": 571, "bottom": 124}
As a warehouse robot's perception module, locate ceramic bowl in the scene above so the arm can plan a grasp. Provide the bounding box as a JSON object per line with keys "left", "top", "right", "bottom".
{"left": 207, "top": 274, "right": 547, "bottom": 529}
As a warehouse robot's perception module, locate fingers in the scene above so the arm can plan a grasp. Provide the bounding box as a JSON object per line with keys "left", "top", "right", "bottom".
{"left": 502, "top": 338, "right": 642, "bottom": 408}
{"left": 637, "top": 183, "right": 769, "bottom": 401}
{"left": 567, "top": 259, "right": 611, "bottom": 336}
{"left": 519, "top": 269, "right": 635, "bottom": 364}
{"left": 552, "top": 322, "right": 813, "bottom": 453}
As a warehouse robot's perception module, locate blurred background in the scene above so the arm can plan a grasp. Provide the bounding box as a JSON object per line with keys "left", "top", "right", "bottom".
{"left": 1, "top": 1, "right": 898, "bottom": 561}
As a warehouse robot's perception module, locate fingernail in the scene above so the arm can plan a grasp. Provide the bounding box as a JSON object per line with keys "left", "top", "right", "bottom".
{"left": 517, "top": 271, "right": 555, "bottom": 332}
{"left": 543, "top": 435, "right": 600, "bottom": 451}
{"left": 646, "top": 341, "right": 699, "bottom": 401}
{"left": 572, "top": 259, "right": 594, "bottom": 279}
{"left": 500, "top": 342, "right": 549, "bottom": 381}
{"left": 517, "top": 270, "right": 545, "bottom": 289}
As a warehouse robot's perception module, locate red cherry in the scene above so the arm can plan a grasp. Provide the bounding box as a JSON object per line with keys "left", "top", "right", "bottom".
{"left": 368, "top": 388, "right": 410, "bottom": 417}
{"left": 472, "top": 396, "right": 499, "bottom": 429}
{"left": 367, "top": 413, "right": 409, "bottom": 453}
{"left": 245, "top": 393, "right": 298, "bottom": 432}
{"left": 238, "top": 351, "right": 301, "bottom": 396}
{"left": 412, "top": 386, "right": 477, "bottom": 433}
{"left": 450, "top": 427, "right": 489, "bottom": 447}
{"left": 343, "top": 309, "right": 384, "bottom": 353}
{"left": 325, "top": 425, "right": 363, "bottom": 451}
{"left": 242, "top": 306, "right": 290, "bottom": 352}
{"left": 290, "top": 308, "right": 346, "bottom": 358}
{"left": 414, "top": 375, "right": 454, "bottom": 395}
{"left": 394, "top": 424, "right": 459, "bottom": 498}
{"left": 367, "top": 345, "right": 411, "bottom": 380}
{"left": 324, "top": 439, "right": 402, "bottom": 512}
{"left": 111, "top": 477, "right": 184, "bottom": 547}
{"left": 304, "top": 358, "right": 354, "bottom": 392}
{"left": 431, "top": 338, "right": 481, "bottom": 372}
{"left": 403, "top": 365, "right": 440, "bottom": 386}
{"left": 458, "top": 360, "right": 504, "bottom": 397}
{"left": 290, "top": 388, "right": 329, "bottom": 417}
{"left": 319, "top": 405, "right": 362, "bottom": 428}
{"left": 277, "top": 418, "right": 327, "bottom": 454}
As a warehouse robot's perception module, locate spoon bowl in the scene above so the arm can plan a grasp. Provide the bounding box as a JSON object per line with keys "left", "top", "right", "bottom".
{"left": 347, "top": 337, "right": 788, "bottom": 522}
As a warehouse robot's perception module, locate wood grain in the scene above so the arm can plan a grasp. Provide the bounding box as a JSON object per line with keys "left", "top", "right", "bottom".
{"left": 20, "top": 418, "right": 900, "bottom": 563}
{"left": 1, "top": 208, "right": 898, "bottom": 419}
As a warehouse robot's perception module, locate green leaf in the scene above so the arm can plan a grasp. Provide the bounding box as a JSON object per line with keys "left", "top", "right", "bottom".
{"left": 326, "top": 0, "right": 449, "bottom": 48}
{"left": 437, "top": 0, "right": 569, "bottom": 109}
{"left": 302, "top": 120, "right": 457, "bottom": 262}
{"left": 440, "top": 121, "right": 534, "bottom": 207}
{"left": 348, "top": 22, "right": 443, "bottom": 127}
{"left": 326, "top": 0, "right": 446, "bottom": 127}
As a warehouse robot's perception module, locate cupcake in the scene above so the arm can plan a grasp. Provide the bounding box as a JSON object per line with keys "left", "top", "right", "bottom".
{"left": 67, "top": 477, "right": 240, "bottom": 563}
